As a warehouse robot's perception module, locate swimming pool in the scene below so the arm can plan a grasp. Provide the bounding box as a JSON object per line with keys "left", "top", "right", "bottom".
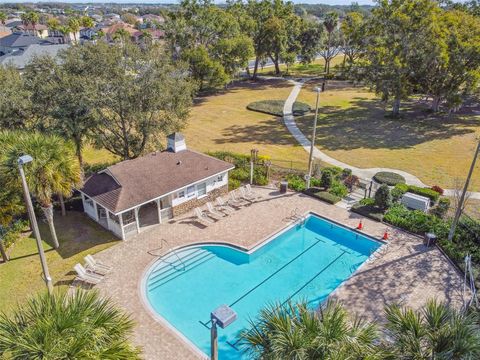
{"left": 143, "top": 213, "right": 382, "bottom": 359}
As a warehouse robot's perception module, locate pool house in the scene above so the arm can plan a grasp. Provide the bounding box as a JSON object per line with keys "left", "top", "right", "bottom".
{"left": 79, "top": 133, "right": 234, "bottom": 240}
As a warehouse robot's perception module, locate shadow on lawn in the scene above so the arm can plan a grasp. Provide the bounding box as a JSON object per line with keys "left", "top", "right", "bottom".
{"left": 39, "top": 211, "right": 119, "bottom": 259}
{"left": 296, "top": 98, "right": 479, "bottom": 151}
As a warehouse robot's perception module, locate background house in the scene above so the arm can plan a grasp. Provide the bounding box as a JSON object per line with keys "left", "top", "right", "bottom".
{"left": 79, "top": 133, "right": 234, "bottom": 240}
{"left": 0, "top": 43, "right": 69, "bottom": 70}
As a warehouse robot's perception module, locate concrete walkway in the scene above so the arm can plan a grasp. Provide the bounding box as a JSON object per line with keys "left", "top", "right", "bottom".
{"left": 282, "top": 79, "right": 480, "bottom": 199}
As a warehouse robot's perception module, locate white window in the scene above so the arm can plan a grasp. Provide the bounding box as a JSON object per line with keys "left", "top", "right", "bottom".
{"left": 197, "top": 182, "right": 207, "bottom": 197}
{"left": 187, "top": 185, "right": 196, "bottom": 198}
{"left": 122, "top": 210, "right": 135, "bottom": 225}
{"left": 85, "top": 196, "right": 94, "bottom": 208}
{"left": 177, "top": 190, "right": 185, "bottom": 198}
{"left": 217, "top": 174, "right": 224, "bottom": 182}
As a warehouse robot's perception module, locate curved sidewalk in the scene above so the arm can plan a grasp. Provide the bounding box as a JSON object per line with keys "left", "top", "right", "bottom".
{"left": 282, "top": 79, "right": 480, "bottom": 199}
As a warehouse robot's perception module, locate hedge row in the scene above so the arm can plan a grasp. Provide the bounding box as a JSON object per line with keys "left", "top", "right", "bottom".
{"left": 373, "top": 171, "right": 406, "bottom": 186}
{"left": 246, "top": 100, "right": 311, "bottom": 117}
{"left": 303, "top": 188, "right": 341, "bottom": 204}
{"left": 394, "top": 183, "right": 440, "bottom": 202}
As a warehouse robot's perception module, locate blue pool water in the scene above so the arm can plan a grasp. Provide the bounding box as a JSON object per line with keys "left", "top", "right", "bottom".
{"left": 144, "top": 214, "right": 381, "bottom": 359}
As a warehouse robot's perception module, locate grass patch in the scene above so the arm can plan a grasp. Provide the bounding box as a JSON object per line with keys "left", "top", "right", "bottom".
{"left": 183, "top": 78, "right": 308, "bottom": 167}
{"left": 0, "top": 211, "right": 119, "bottom": 315}
{"left": 257, "top": 56, "right": 344, "bottom": 77}
{"left": 296, "top": 80, "right": 480, "bottom": 190}
{"left": 247, "top": 100, "right": 311, "bottom": 117}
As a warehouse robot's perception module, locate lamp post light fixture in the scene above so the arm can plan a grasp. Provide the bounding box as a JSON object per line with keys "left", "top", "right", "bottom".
{"left": 250, "top": 148, "right": 259, "bottom": 185}
{"left": 306, "top": 86, "right": 322, "bottom": 189}
{"left": 448, "top": 140, "right": 480, "bottom": 241}
{"left": 210, "top": 304, "right": 237, "bottom": 360}
{"left": 18, "top": 154, "right": 54, "bottom": 295}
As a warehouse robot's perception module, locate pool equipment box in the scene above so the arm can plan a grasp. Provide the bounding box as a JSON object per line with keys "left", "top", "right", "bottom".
{"left": 211, "top": 305, "right": 237, "bottom": 328}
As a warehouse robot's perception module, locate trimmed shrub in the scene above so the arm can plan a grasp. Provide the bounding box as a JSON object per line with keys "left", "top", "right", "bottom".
{"left": 329, "top": 181, "right": 348, "bottom": 198}
{"left": 359, "top": 197, "right": 375, "bottom": 206}
{"left": 391, "top": 186, "right": 407, "bottom": 203}
{"left": 321, "top": 171, "right": 334, "bottom": 189}
{"left": 286, "top": 174, "right": 306, "bottom": 192}
{"left": 383, "top": 204, "right": 449, "bottom": 235}
{"left": 407, "top": 185, "right": 440, "bottom": 203}
{"left": 431, "top": 198, "right": 450, "bottom": 219}
{"left": 375, "top": 184, "right": 392, "bottom": 210}
{"left": 350, "top": 202, "right": 384, "bottom": 222}
{"left": 431, "top": 185, "right": 444, "bottom": 195}
{"left": 304, "top": 188, "right": 341, "bottom": 204}
{"left": 229, "top": 178, "right": 241, "bottom": 190}
{"left": 373, "top": 171, "right": 406, "bottom": 186}
{"left": 341, "top": 168, "right": 352, "bottom": 179}
{"left": 246, "top": 100, "right": 311, "bottom": 117}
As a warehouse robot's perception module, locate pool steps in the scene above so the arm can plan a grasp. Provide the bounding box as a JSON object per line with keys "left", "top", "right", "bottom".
{"left": 148, "top": 248, "right": 215, "bottom": 291}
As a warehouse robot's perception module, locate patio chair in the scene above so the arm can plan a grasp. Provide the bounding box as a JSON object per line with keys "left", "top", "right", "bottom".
{"left": 216, "top": 196, "right": 235, "bottom": 213}
{"left": 229, "top": 190, "right": 244, "bottom": 205}
{"left": 206, "top": 202, "right": 225, "bottom": 218}
{"left": 195, "top": 207, "right": 214, "bottom": 224}
{"left": 239, "top": 186, "right": 255, "bottom": 202}
{"left": 84, "top": 255, "right": 111, "bottom": 276}
{"left": 73, "top": 264, "right": 103, "bottom": 285}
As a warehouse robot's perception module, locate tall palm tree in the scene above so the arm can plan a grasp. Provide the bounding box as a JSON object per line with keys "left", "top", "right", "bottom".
{"left": 0, "top": 11, "right": 7, "bottom": 26}
{"left": 241, "top": 300, "right": 382, "bottom": 359}
{"left": 67, "top": 17, "right": 80, "bottom": 43}
{"left": 0, "top": 132, "right": 81, "bottom": 249}
{"left": 384, "top": 299, "right": 480, "bottom": 359}
{"left": 323, "top": 12, "right": 339, "bottom": 75}
{"left": 0, "top": 290, "right": 141, "bottom": 359}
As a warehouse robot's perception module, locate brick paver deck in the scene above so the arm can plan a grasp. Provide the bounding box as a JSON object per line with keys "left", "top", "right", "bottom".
{"left": 94, "top": 186, "right": 465, "bottom": 360}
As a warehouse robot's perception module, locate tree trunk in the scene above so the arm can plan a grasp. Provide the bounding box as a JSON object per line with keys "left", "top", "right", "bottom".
{"left": 252, "top": 56, "right": 259, "bottom": 80}
{"left": 245, "top": 66, "right": 250, "bottom": 77}
{"left": 392, "top": 98, "right": 401, "bottom": 117}
{"left": 431, "top": 96, "right": 441, "bottom": 112}
{"left": 42, "top": 205, "right": 59, "bottom": 249}
{"left": 59, "top": 194, "right": 66, "bottom": 217}
{"left": 0, "top": 239, "right": 9, "bottom": 262}
{"left": 74, "top": 136, "right": 83, "bottom": 168}
{"left": 272, "top": 55, "right": 280, "bottom": 75}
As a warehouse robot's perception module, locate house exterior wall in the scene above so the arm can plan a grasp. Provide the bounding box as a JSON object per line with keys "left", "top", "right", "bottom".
{"left": 81, "top": 193, "right": 98, "bottom": 221}
{"left": 172, "top": 184, "right": 228, "bottom": 217}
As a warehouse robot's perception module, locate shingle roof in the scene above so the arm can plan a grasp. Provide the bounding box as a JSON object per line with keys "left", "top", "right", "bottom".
{"left": 0, "top": 43, "right": 69, "bottom": 69}
{"left": 81, "top": 149, "right": 234, "bottom": 214}
{"left": 0, "top": 33, "right": 41, "bottom": 48}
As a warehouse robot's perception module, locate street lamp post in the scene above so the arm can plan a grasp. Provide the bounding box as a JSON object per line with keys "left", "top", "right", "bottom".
{"left": 306, "top": 87, "right": 322, "bottom": 189}
{"left": 210, "top": 304, "right": 237, "bottom": 360}
{"left": 448, "top": 140, "right": 480, "bottom": 241}
{"left": 18, "top": 155, "right": 54, "bottom": 295}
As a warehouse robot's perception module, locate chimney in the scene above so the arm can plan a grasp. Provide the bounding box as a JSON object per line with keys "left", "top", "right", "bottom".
{"left": 166, "top": 132, "right": 187, "bottom": 153}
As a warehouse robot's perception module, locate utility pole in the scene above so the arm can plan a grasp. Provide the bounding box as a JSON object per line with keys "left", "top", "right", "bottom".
{"left": 448, "top": 140, "right": 480, "bottom": 241}
{"left": 306, "top": 87, "right": 321, "bottom": 189}
{"left": 18, "top": 155, "right": 54, "bottom": 294}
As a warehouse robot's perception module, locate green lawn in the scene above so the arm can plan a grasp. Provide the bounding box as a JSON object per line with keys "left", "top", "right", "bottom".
{"left": 296, "top": 80, "right": 480, "bottom": 190}
{"left": 0, "top": 211, "right": 119, "bottom": 314}
{"left": 257, "top": 56, "right": 344, "bottom": 77}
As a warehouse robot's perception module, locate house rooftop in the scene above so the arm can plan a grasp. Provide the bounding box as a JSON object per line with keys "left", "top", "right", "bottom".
{"left": 0, "top": 43, "right": 69, "bottom": 69}
{"left": 0, "top": 33, "right": 43, "bottom": 48}
{"left": 81, "top": 149, "right": 234, "bottom": 214}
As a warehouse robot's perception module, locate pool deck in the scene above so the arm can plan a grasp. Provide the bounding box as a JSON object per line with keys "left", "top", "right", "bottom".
{"left": 94, "top": 186, "right": 465, "bottom": 360}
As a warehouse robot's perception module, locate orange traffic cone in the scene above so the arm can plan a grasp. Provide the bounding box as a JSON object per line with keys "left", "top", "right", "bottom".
{"left": 357, "top": 220, "right": 363, "bottom": 230}
{"left": 383, "top": 229, "right": 389, "bottom": 240}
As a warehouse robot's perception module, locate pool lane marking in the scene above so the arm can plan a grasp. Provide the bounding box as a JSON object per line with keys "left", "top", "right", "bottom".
{"left": 227, "top": 250, "right": 348, "bottom": 349}
{"left": 199, "top": 238, "right": 324, "bottom": 329}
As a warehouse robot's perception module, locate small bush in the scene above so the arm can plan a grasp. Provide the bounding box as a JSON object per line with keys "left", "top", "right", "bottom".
{"left": 310, "top": 177, "right": 322, "bottom": 187}
{"left": 375, "top": 184, "right": 392, "bottom": 210}
{"left": 286, "top": 174, "right": 306, "bottom": 192}
{"left": 246, "top": 100, "right": 311, "bottom": 117}
{"left": 229, "top": 178, "right": 241, "bottom": 190}
{"left": 329, "top": 181, "right": 348, "bottom": 198}
{"left": 230, "top": 167, "right": 250, "bottom": 182}
{"left": 253, "top": 173, "right": 269, "bottom": 186}
{"left": 322, "top": 166, "right": 343, "bottom": 178}
{"left": 391, "top": 186, "right": 407, "bottom": 203}
{"left": 431, "top": 185, "right": 444, "bottom": 195}
{"left": 431, "top": 198, "right": 450, "bottom": 219}
{"left": 304, "top": 188, "right": 341, "bottom": 204}
{"left": 341, "top": 168, "right": 352, "bottom": 179}
{"left": 321, "top": 171, "right": 334, "bottom": 189}
{"left": 373, "top": 171, "right": 406, "bottom": 186}
{"left": 359, "top": 197, "right": 375, "bottom": 206}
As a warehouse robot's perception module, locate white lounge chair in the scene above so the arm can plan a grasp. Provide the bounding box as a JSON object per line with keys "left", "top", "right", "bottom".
{"left": 84, "top": 255, "right": 110, "bottom": 276}
{"left": 239, "top": 186, "right": 255, "bottom": 201}
{"left": 73, "top": 264, "right": 103, "bottom": 285}
{"left": 206, "top": 202, "right": 225, "bottom": 218}
{"left": 229, "top": 191, "right": 244, "bottom": 205}
{"left": 195, "top": 207, "right": 214, "bottom": 224}
{"left": 216, "top": 197, "right": 235, "bottom": 213}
